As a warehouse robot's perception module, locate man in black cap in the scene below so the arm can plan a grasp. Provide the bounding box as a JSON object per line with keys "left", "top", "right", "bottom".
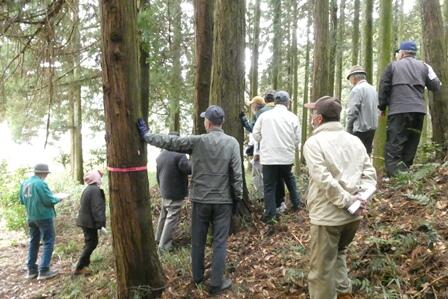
{"left": 379, "top": 40, "right": 441, "bottom": 176}
{"left": 137, "top": 105, "right": 242, "bottom": 295}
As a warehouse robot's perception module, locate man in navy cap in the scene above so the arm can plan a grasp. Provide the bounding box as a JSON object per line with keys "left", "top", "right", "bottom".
{"left": 378, "top": 40, "right": 441, "bottom": 176}
{"left": 137, "top": 105, "right": 242, "bottom": 295}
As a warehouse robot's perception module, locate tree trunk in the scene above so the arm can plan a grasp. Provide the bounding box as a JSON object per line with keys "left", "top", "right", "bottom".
{"left": 328, "top": 0, "right": 337, "bottom": 96}
{"left": 290, "top": 0, "right": 299, "bottom": 174}
{"left": 335, "top": 0, "right": 346, "bottom": 101}
{"left": 373, "top": 0, "right": 393, "bottom": 172}
{"left": 444, "top": 0, "right": 448, "bottom": 49}
{"left": 301, "top": 5, "right": 312, "bottom": 164}
{"left": 100, "top": 1, "right": 165, "bottom": 298}
{"left": 351, "top": 0, "right": 360, "bottom": 65}
{"left": 311, "top": 0, "right": 330, "bottom": 101}
{"left": 272, "top": 0, "right": 282, "bottom": 90}
{"left": 169, "top": 0, "right": 182, "bottom": 133}
{"left": 140, "top": 1, "right": 150, "bottom": 121}
{"left": 363, "top": 0, "right": 374, "bottom": 83}
{"left": 421, "top": 0, "right": 448, "bottom": 150}
{"left": 210, "top": 0, "right": 250, "bottom": 218}
{"left": 250, "top": 0, "right": 261, "bottom": 98}
{"left": 70, "top": 0, "right": 83, "bottom": 184}
{"left": 193, "top": 0, "right": 214, "bottom": 135}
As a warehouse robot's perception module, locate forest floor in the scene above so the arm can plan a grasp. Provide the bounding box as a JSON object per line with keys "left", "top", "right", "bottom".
{"left": 1, "top": 161, "right": 448, "bottom": 298}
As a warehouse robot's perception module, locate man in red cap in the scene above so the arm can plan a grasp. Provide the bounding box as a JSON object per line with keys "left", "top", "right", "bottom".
{"left": 303, "top": 96, "right": 377, "bottom": 299}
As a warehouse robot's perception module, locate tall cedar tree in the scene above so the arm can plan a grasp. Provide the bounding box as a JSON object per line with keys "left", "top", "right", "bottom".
{"left": 100, "top": 1, "right": 165, "bottom": 297}
{"left": 421, "top": 0, "right": 448, "bottom": 150}
{"left": 69, "top": 0, "right": 83, "bottom": 184}
{"left": 250, "top": 0, "right": 261, "bottom": 98}
{"left": 272, "top": 0, "right": 282, "bottom": 89}
{"left": 363, "top": 0, "right": 374, "bottom": 83}
{"left": 351, "top": 0, "right": 360, "bottom": 65}
{"left": 311, "top": 0, "right": 330, "bottom": 101}
{"left": 335, "top": 0, "right": 346, "bottom": 101}
{"left": 328, "top": 0, "right": 337, "bottom": 96}
{"left": 373, "top": 0, "right": 393, "bottom": 172}
{"left": 300, "top": 6, "right": 312, "bottom": 164}
{"left": 209, "top": 0, "right": 250, "bottom": 218}
{"left": 169, "top": 0, "right": 182, "bottom": 132}
{"left": 193, "top": 0, "right": 214, "bottom": 135}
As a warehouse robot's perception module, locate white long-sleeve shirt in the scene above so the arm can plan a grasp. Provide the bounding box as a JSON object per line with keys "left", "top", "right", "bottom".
{"left": 252, "top": 104, "right": 301, "bottom": 165}
{"left": 303, "top": 122, "right": 377, "bottom": 226}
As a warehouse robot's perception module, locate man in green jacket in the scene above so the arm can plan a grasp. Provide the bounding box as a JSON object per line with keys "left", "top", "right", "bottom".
{"left": 137, "top": 105, "right": 243, "bottom": 295}
{"left": 19, "top": 164, "right": 62, "bottom": 280}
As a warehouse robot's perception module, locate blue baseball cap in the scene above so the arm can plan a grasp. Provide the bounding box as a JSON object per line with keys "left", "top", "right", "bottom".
{"left": 200, "top": 105, "right": 225, "bottom": 125}
{"left": 400, "top": 40, "right": 417, "bottom": 52}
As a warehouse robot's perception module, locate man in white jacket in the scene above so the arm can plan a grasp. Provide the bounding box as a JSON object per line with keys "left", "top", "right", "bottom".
{"left": 253, "top": 90, "right": 302, "bottom": 224}
{"left": 303, "top": 96, "right": 377, "bottom": 299}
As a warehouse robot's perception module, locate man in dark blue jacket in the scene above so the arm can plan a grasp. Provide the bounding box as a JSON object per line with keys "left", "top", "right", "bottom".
{"left": 379, "top": 40, "right": 441, "bottom": 176}
{"left": 155, "top": 134, "right": 191, "bottom": 251}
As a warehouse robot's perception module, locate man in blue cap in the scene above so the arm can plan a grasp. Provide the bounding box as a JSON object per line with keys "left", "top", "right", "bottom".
{"left": 137, "top": 105, "right": 242, "bottom": 295}
{"left": 378, "top": 40, "right": 441, "bottom": 176}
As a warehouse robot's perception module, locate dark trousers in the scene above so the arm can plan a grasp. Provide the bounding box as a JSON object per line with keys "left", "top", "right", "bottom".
{"left": 353, "top": 129, "right": 376, "bottom": 155}
{"left": 385, "top": 112, "right": 425, "bottom": 176}
{"left": 191, "top": 203, "right": 232, "bottom": 287}
{"left": 76, "top": 227, "right": 98, "bottom": 270}
{"left": 275, "top": 179, "right": 285, "bottom": 208}
{"left": 262, "top": 164, "right": 301, "bottom": 221}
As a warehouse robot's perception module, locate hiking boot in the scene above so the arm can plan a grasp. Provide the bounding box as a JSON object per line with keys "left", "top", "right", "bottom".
{"left": 37, "top": 270, "right": 58, "bottom": 280}
{"left": 26, "top": 271, "right": 38, "bottom": 279}
{"left": 208, "top": 278, "right": 232, "bottom": 295}
{"left": 73, "top": 267, "right": 92, "bottom": 276}
{"left": 337, "top": 293, "right": 353, "bottom": 299}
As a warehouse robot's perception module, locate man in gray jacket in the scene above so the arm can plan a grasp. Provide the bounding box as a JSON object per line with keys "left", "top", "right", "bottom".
{"left": 137, "top": 105, "right": 242, "bottom": 295}
{"left": 379, "top": 40, "right": 441, "bottom": 176}
{"left": 346, "top": 65, "right": 378, "bottom": 155}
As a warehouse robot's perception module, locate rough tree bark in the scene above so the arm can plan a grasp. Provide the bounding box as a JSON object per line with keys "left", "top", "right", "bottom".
{"left": 193, "top": 0, "right": 214, "bottom": 135}
{"left": 209, "top": 0, "right": 250, "bottom": 218}
{"left": 311, "top": 0, "right": 330, "bottom": 101}
{"left": 373, "top": 0, "right": 393, "bottom": 172}
{"left": 100, "top": 1, "right": 165, "bottom": 298}
{"left": 421, "top": 0, "right": 448, "bottom": 150}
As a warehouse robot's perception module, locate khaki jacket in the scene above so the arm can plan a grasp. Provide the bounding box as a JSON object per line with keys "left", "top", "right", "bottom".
{"left": 303, "top": 122, "right": 377, "bottom": 226}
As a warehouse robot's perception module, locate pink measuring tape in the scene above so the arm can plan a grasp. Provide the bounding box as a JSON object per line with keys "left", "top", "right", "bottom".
{"left": 107, "top": 165, "right": 148, "bottom": 173}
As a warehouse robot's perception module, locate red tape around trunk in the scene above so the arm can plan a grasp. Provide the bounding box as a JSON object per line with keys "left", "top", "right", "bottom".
{"left": 107, "top": 165, "right": 147, "bottom": 173}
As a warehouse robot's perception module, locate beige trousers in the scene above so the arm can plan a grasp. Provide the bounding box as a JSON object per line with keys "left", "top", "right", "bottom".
{"left": 308, "top": 220, "right": 360, "bottom": 299}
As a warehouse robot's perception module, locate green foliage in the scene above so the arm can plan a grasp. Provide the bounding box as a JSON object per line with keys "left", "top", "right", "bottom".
{"left": 0, "top": 161, "right": 27, "bottom": 231}
{"left": 405, "top": 193, "right": 431, "bottom": 205}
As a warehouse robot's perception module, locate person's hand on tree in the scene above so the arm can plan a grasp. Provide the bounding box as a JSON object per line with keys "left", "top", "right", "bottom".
{"left": 137, "top": 118, "right": 150, "bottom": 140}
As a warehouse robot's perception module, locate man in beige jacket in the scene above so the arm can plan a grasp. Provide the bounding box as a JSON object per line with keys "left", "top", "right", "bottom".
{"left": 303, "top": 96, "right": 377, "bottom": 299}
